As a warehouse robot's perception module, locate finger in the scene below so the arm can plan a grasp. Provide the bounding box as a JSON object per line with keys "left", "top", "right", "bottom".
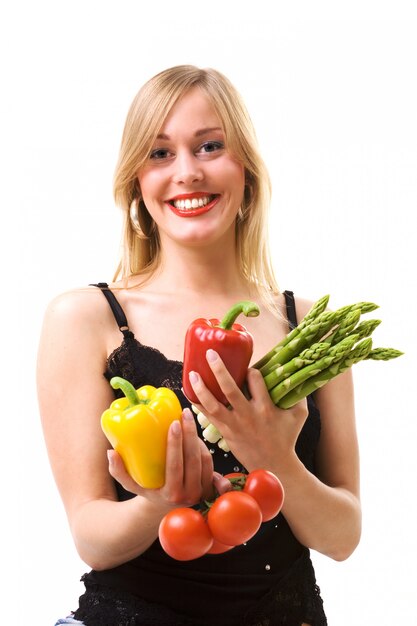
{"left": 181, "top": 408, "right": 203, "bottom": 502}
{"left": 107, "top": 449, "right": 144, "bottom": 495}
{"left": 246, "top": 367, "right": 269, "bottom": 398}
{"left": 187, "top": 374, "right": 233, "bottom": 442}
{"left": 205, "top": 349, "right": 248, "bottom": 410}
{"left": 199, "top": 439, "right": 215, "bottom": 500}
{"left": 289, "top": 397, "right": 309, "bottom": 421}
{"left": 213, "top": 471, "right": 233, "bottom": 496}
{"left": 181, "top": 386, "right": 195, "bottom": 405}
{"left": 163, "top": 420, "right": 184, "bottom": 501}
{"left": 188, "top": 367, "right": 233, "bottom": 420}
{"left": 247, "top": 368, "right": 308, "bottom": 424}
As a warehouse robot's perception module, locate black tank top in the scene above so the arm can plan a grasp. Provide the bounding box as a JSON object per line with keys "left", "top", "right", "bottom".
{"left": 76, "top": 285, "right": 326, "bottom": 626}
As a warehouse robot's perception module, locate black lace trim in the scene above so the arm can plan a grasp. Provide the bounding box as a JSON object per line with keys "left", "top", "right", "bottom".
{"left": 74, "top": 581, "right": 196, "bottom": 626}
{"left": 105, "top": 334, "right": 186, "bottom": 400}
{"left": 74, "top": 550, "right": 326, "bottom": 626}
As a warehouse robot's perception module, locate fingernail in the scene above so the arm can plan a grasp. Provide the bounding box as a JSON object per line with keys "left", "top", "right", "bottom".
{"left": 206, "top": 349, "right": 218, "bottom": 363}
{"left": 107, "top": 450, "right": 114, "bottom": 466}
{"left": 183, "top": 408, "right": 194, "bottom": 421}
{"left": 189, "top": 371, "right": 199, "bottom": 384}
{"left": 171, "top": 420, "right": 181, "bottom": 435}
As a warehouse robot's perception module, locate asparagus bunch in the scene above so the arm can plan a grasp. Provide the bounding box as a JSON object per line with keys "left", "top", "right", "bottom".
{"left": 193, "top": 295, "right": 403, "bottom": 451}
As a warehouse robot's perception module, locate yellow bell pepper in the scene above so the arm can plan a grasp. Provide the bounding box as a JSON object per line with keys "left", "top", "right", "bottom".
{"left": 101, "top": 376, "right": 182, "bottom": 489}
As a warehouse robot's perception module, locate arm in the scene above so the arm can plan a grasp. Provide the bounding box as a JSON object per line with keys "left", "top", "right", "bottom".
{"left": 37, "top": 289, "right": 224, "bottom": 571}
{"left": 268, "top": 369, "right": 361, "bottom": 562}
{"left": 277, "top": 297, "right": 361, "bottom": 560}
{"left": 188, "top": 304, "right": 361, "bottom": 561}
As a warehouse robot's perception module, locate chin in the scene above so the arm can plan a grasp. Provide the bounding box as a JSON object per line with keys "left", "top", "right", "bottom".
{"left": 180, "top": 228, "right": 233, "bottom": 248}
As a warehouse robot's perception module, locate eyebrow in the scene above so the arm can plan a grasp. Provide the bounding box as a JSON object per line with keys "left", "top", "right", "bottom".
{"left": 156, "top": 127, "right": 223, "bottom": 140}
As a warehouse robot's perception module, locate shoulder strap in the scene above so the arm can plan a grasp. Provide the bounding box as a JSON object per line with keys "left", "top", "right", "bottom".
{"left": 90, "top": 282, "right": 131, "bottom": 337}
{"left": 283, "top": 290, "right": 297, "bottom": 330}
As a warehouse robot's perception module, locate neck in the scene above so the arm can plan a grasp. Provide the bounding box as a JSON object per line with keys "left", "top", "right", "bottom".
{"left": 145, "top": 238, "right": 251, "bottom": 298}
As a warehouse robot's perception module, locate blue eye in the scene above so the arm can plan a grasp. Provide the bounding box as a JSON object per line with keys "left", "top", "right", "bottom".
{"left": 199, "top": 141, "right": 224, "bottom": 153}
{"left": 150, "top": 148, "right": 170, "bottom": 160}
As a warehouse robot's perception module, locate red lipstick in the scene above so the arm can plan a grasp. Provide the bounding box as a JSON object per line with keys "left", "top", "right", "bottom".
{"left": 166, "top": 193, "right": 220, "bottom": 218}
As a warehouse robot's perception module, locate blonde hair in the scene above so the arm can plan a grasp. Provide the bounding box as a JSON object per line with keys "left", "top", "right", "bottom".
{"left": 113, "top": 65, "right": 280, "bottom": 306}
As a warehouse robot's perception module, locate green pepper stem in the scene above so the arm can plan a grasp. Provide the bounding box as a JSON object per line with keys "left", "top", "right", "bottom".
{"left": 110, "top": 376, "right": 139, "bottom": 406}
{"left": 218, "top": 301, "right": 260, "bottom": 329}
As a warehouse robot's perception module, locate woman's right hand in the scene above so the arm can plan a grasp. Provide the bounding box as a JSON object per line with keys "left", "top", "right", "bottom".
{"left": 107, "top": 407, "right": 231, "bottom": 510}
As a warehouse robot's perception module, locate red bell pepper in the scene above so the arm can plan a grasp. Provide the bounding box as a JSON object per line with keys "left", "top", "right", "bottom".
{"left": 182, "top": 301, "right": 260, "bottom": 405}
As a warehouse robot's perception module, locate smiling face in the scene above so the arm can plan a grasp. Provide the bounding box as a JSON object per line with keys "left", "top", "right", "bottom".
{"left": 136, "top": 87, "right": 245, "bottom": 250}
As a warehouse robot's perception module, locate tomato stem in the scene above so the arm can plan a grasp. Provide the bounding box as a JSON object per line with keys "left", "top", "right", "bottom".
{"left": 227, "top": 476, "right": 247, "bottom": 490}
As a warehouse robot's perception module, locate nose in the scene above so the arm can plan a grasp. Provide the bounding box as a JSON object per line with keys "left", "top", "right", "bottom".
{"left": 171, "top": 150, "right": 204, "bottom": 185}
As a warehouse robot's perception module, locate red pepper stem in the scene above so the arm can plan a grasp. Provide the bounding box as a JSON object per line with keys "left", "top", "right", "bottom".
{"left": 110, "top": 376, "right": 140, "bottom": 406}
{"left": 218, "top": 301, "right": 260, "bottom": 330}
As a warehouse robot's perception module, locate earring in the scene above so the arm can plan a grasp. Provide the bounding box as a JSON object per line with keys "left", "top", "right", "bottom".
{"left": 238, "top": 181, "right": 253, "bottom": 224}
{"left": 237, "top": 206, "right": 246, "bottom": 223}
{"left": 130, "top": 198, "right": 153, "bottom": 240}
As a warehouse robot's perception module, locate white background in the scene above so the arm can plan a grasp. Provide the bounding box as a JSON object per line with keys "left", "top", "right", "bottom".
{"left": 2, "top": 1, "right": 416, "bottom": 624}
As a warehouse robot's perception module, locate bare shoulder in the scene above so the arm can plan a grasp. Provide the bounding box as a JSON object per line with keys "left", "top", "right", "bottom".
{"left": 38, "top": 285, "right": 117, "bottom": 366}
{"left": 44, "top": 287, "right": 115, "bottom": 335}
{"left": 43, "top": 285, "right": 109, "bottom": 327}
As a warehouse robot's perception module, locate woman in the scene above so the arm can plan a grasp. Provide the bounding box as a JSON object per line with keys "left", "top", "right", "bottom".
{"left": 38, "top": 65, "right": 361, "bottom": 626}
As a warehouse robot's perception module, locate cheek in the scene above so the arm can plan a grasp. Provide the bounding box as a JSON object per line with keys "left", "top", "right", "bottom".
{"left": 219, "top": 160, "right": 245, "bottom": 198}
{"left": 137, "top": 171, "right": 162, "bottom": 206}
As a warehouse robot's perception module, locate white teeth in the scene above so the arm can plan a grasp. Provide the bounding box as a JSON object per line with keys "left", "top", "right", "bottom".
{"left": 173, "top": 195, "right": 213, "bottom": 210}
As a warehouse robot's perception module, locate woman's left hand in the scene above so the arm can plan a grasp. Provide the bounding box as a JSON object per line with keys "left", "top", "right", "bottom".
{"left": 187, "top": 349, "right": 309, "bottom": 472}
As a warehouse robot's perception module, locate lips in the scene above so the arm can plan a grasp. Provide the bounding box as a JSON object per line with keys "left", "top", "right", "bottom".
{"left": 166, "top": 193, "right": 220, "bottom": 217}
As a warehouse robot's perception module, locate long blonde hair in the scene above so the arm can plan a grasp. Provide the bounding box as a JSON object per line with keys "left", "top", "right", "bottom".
{"left": 113, "top": 65, "right": 280, "bottom": 304}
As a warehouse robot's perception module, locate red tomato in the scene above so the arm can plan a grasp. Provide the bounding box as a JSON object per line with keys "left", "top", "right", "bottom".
{"left": 206, "top": 537, "right": 235, "bottom": 554}
{"left": 159, "top": 508, "right": 213, "bottom": 561}
{"left": 207, "top": 491, "right": 262, "bottom": 546}
{"left": 244, "top": 469, "right": 285, "bottom": 521}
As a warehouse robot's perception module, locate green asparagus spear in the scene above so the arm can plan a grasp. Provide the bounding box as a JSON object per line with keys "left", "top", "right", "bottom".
{"left": 324, "top": 310, "right": 361, "bottom": 345}
{"left": 269, "top": 335, "right": 359, "bottom": 404}
{"left": 263, "top": 342, "right": 330, "bottom": 390}
{"left": 299, "top": 342, "right": 334, "bottom": 361}
{"left": 252, "top": 294, "right": 330, "bottom": 369}
{"left": 351, "top": 302, "right": 380, "bottom": 314}
{"left": 253, "top": 296, "right": 378, "bottom": 371}
{"left": 271, "top": 301, "right": 378, "bottom": 371}
{"left": 334, "top": 301, "right": 379, "bottom": 317}
{"left": 344, "top": 318, "right": 381, "bottom": 342}
{"left": 365, "top": 347, "right": 404, "bottom": 361}
{"left": 277, "top": 338, "right": 373, "bottom": 409}
{"left": 258, "top": 347, "right": 287, "bottom": 376}
{"left": 264, "top": 309, "right": 351, "bottom": 369}
{"left": 279, "top": 294, "right": 331, "bottom": 344}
